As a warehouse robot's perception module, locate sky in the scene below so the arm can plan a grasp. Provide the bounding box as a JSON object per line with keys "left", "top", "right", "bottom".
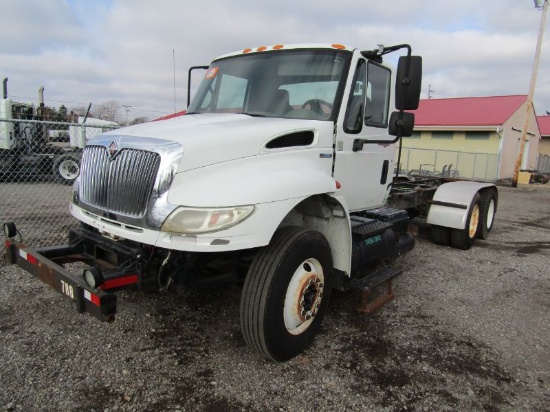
{"left": 2, "top": 0, "right": 550, "bottom": 122}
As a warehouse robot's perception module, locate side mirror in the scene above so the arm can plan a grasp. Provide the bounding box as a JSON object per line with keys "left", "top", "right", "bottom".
{"left": 388, "top": 111, "right": 415, "bottom": 137}
{"left": 395, "top": 56, "right": 422, "bottom": 110}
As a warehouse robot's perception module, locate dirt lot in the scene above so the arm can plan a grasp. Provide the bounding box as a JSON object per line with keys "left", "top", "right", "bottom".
{"left": 0, "top": 184, "right": 549, "bottom": 411}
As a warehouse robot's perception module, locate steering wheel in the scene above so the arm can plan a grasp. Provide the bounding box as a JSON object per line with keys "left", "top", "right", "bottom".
{"left": 301, "top": 99, "right": 333, "bottom": 115}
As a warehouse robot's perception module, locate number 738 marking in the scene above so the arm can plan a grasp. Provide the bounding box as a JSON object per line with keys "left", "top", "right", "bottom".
{"left": 60, "top": 280, "right": 75, "bottom": 299}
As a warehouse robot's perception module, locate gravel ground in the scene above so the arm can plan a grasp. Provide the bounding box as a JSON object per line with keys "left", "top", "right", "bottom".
{"left": 0, "top": 184, "right": 549, "bottom": 411}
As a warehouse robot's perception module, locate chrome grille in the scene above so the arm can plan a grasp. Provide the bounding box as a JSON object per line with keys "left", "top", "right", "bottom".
{"left": 79, "top": 145, "right": 161, "bottom": 217}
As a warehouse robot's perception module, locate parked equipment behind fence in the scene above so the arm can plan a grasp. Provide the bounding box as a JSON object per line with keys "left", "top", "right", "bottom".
{"left": 397, "top": 147, "right": 500, "bottom": 181}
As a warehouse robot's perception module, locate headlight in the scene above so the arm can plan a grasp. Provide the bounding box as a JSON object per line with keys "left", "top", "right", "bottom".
{"left": 161, "top": 206, "right": 254, "bottom": 234}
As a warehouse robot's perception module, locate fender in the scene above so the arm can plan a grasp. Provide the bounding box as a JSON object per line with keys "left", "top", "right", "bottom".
{"left": 427, "top": 181, "right": 495, "bottom": 230}
{"left": 279, "top": 194, "right": 353, "bottom": 277}
{"left": 168, "top": 151, "right": 337, "bottom": 207}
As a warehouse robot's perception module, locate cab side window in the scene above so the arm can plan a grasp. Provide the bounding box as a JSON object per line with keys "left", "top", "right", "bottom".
{"left": 344, "top": 60, "right": 366, "bottom": 133}
{"left": 344, "top": 59, "right": 391, "bottom": 133}
{"left": 365, "top": 61, "right": 391, "bottom": 128}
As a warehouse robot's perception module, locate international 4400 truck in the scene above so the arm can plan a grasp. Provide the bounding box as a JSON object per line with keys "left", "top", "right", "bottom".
{"left": 3, "top": 43, "right": 497, "bottom": 361}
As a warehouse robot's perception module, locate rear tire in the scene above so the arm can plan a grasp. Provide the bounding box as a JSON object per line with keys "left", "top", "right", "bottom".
{"left": 240, "top": 227, "right": 333, "bottom": 361}
{"left": 431, "top": 225, "right": 451, "bottom": 246}
{"left": 451, "top": 194, "right": 481, "bottom": 250}
{"left": 476, "top": 190, "right": 497, "bottom": 240}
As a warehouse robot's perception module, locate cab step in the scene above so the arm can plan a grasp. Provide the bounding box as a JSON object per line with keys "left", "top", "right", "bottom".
{"left": 352, "top": 266, "right": 403, "bottom": 315}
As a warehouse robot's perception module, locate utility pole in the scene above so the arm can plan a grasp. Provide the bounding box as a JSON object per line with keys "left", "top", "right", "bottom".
{"left": 122, "top": 105, "right": 132, "bottom": 126}
{"left": 512, "top": 0, "right": 548, "bottom": 187}
{"left": 428, "top": 85, "right": 434, "bottom": 99}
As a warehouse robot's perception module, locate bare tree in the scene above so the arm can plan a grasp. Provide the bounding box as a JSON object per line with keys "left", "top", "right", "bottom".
{"left": 92, "top": 100, "right": 120, "bottom": 123}
{"left": 130, "top": 116, "right": 149, "bottom": 125}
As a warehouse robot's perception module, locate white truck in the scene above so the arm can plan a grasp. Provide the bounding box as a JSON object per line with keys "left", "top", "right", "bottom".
{"left": 0, "top": 79, "right": 85, "bottom": 184}
{"left": 3, "top": 43, "right": 497, "bottom": 361}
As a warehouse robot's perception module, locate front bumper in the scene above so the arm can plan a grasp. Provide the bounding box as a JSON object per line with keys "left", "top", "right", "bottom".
{"left": 3, "top": 226, "right": 142, "bottom": 322}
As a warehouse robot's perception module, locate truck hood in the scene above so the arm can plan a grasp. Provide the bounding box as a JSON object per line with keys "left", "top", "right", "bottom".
{"left": 99, "top": 113, "right": 333, "bottom": 173}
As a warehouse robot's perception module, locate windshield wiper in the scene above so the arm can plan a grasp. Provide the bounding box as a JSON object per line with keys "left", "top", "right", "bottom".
{"left": 240, "top": 112, "right": 268, "bottom": 118}
{"left": 186, "top": 111, "right": 270, "bottom": 117}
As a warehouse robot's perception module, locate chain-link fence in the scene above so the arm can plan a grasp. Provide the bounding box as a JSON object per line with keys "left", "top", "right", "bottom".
{"left": 397, "top": 147, "right": 500, "bottom": 181}
{"left": 1, "top": 118, "right": 118, "bottom": 263}
{"left": 537, "top": 154, "right": 550, "bottom": 173}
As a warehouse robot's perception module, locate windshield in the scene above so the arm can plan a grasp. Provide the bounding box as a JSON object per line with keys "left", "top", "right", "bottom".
{"left": 187, "top": 49, "right": 351, "bottom": 121}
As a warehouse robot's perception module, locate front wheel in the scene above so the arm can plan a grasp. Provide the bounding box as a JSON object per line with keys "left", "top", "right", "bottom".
{"left": 53, "top": 154, "right": 80, "bottom": 184}
{"left": 240, "top": 227, "right": 333, "bottom": 361}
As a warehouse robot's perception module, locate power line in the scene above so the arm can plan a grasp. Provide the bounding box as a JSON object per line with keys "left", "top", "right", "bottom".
{"left": 8, "top": 95, "right": 170, "bottom": 115}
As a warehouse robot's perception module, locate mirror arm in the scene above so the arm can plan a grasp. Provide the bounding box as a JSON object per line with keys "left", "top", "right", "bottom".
{"left": 353, "top": 109, "right": 415, "bottom": 151}
{"left": 187, "top": 66, "right": 210, "bottom": 107}
{"left": 353, "top": 134, "right": 401, "bottom": 152}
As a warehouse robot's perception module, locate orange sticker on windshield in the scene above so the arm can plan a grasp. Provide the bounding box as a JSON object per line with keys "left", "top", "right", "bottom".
{"left": 205, "top": 67, "right": 219, "bottom": 79}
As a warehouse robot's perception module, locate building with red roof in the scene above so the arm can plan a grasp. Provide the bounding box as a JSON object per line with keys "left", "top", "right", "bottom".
{"left": 405, "top": 95, "right": 540, "bottom": 180}
{"left": 536, "top": 115, "right": 550, "bottom": 155}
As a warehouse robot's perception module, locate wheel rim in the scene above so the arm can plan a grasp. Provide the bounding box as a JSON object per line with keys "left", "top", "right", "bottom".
{"left": 283, "top": 258, "right": 324, "bottom": 336}
{"left": 469, "top": 204, "right": 480, "bottom": 238}
{"left": 486, "top": 199, "right": 495, "bottom": 229}
{"left": 59, "top": 160, "right": 79, "bottom": 179}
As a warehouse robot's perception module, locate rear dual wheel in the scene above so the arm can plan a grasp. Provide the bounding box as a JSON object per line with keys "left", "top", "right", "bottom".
{"left": 430, "top": 225, "right": 451, "bottom": 246}
{"left": 476, "top": 190, "right": 497, "bottom": 240}
{"left": 432, "top": 190, "right": 496, "bottom": 250}
{"left": 450, "top": 193, "right": 481, "bottom": 250}
{"left": 240, "top": 227, "right": 333, "bottom": 362}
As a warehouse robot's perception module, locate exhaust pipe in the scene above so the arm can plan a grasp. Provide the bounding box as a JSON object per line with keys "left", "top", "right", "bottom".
{"left": 38, "top": 86, "right": 45, "bottom": 107}
{"left": 36, "top": 85, "right": 45, "bottom": 119}
{"left": 2, "top": 78, "right": 7, "bottom": 99}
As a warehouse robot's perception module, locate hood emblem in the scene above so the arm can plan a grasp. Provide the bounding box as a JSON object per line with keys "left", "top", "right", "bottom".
{"left": 108, "top": 141, "right": 118, "bottom": 158}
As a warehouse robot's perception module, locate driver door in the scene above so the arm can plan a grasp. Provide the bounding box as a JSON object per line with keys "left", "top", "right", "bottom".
{"left": 333, "top": 58, "right": 394, "bottom": 211}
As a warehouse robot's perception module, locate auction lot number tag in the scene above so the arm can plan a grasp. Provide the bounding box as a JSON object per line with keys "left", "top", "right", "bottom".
{"left": 60, "top": 280, "right": 75, "bottom": 299}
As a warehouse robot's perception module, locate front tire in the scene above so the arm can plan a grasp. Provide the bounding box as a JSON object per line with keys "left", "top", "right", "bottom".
{"left": 240, "top": 227, "right": 333, "bottom": 361}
